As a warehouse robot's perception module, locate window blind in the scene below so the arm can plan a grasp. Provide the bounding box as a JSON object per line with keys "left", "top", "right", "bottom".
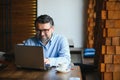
{"left": 0, "top": 0, "right": 37, "bottom": 51}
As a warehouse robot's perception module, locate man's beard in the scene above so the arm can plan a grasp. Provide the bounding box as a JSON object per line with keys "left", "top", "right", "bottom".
{"left": 36, "top": 34, "right": 49, "bottom": 44}
{"left": 40, "top": 37, "right": 49, "bottom": 43}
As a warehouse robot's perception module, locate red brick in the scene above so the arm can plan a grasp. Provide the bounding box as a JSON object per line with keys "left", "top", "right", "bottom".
{"left": 116, "top": 46, "right": 120, "bottom": 54}
{"left": 112, "top": 37, "right": 120, "bottom": 45}
{"left": 108, "top": 29, "right": 120, "bottom": 37}
{"left": 106, "top": 64, "right": 120, "bottom": 72}
{"left": 105, "top": 37, "right": 111, "bottom": 45}
{"left": 104, "top": 72, "right": 112, "bottom": 80}
{"left": 106, "top": 20, "right": 120, "bottom": 28}
{"left": 108, "top": 11, "right": 120, "bottom": 19}
{"left": 104, "top": 55, "right": 113, "bottom": 63}
{"left": 114, "top": 55, "right": 120, "bottom": 64}
{"left": 106, "top": 46, "right": 115, "bottom": 54}
{"left": 113, "top": 72, "right": 120, "bottom": 80}
{"left": 107, "top": 2, "right": 120, "bottom": 10}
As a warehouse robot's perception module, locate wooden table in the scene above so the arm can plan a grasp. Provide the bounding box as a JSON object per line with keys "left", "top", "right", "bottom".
{"left": 0, "top": 62, "right": 82, "bottom": 80}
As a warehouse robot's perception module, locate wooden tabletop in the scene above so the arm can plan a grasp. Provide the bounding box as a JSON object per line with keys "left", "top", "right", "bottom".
{"left": 0, "top": 62, "right": 82, "bottom": 80}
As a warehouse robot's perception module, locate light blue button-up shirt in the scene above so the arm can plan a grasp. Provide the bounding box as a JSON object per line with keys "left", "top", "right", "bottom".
{"left": 24, "top": 33, "right": 71, "bottom": 67}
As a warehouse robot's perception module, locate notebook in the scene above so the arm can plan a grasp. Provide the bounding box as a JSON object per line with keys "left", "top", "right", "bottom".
{"left": 14, "top": 44, "right": 46, "bottom": 70}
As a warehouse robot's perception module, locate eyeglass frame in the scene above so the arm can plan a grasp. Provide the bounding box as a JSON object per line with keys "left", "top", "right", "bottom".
{"left": 36, "top": 27, "right": 52, "bottom": 33}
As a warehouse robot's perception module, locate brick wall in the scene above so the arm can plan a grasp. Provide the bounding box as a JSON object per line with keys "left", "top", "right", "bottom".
{"left": 101, "top": 1, "right": 120, "bottom": 80}
{"left": 87, "top": 0, "right": 120, "bottom": 80}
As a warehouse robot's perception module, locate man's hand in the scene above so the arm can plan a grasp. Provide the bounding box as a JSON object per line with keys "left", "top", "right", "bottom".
{"left": 44, "top": 58, "right": 50, "bottom": 64}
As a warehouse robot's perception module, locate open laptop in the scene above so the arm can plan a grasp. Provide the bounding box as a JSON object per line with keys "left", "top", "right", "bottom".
{"left": 14, "top": 44, "right": 46, "bottom": 70}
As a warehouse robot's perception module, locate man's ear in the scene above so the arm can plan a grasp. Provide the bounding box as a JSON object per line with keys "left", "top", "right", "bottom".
{"left": 51, "top": 26, "right": 54, "bottom": 32}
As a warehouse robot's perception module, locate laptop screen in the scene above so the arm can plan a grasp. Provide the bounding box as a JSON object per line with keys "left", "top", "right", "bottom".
{"left": 14, "top": 45, "right": 46, "bottom": 70}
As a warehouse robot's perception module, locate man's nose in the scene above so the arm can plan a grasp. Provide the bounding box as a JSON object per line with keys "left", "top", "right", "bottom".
{"left": 41, "top": 31, "right": 45, "bottom": 36}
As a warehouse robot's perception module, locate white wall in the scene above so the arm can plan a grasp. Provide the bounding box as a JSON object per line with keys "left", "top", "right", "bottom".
{"left": 37, "top": 0, "right": 88, "bottom": 48}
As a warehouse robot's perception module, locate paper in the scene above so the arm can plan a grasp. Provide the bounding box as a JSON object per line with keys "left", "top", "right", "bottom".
{"left": 69, "top": 77, "right": 80, "bottom": 80}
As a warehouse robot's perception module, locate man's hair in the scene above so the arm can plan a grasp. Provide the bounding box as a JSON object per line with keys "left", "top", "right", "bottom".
{"left": 35, "top": 14, "right": 54, "bottom": 27}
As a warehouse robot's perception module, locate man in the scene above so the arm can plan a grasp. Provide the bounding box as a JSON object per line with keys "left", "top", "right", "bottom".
{"left": 24, "top": 14, "right": 71, "bottom": 70}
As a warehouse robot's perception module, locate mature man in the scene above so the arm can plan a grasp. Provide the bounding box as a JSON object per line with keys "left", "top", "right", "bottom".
{"left": 24, "top": 15, "right": 71, "bottom": 71}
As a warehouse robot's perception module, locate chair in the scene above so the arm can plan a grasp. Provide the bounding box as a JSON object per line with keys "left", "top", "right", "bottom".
{"left": 0, "top": 52, "right": 8, "bottom": 70}
{"left": 83, "top": 48, "right": 95, "bottom": 65}
{"left": 74, "top": 48, "right": 97, "bottom": 80}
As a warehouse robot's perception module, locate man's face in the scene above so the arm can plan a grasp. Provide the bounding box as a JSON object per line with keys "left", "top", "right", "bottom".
{"left": 36, "top": 23, "right": 54, "bottom": 43}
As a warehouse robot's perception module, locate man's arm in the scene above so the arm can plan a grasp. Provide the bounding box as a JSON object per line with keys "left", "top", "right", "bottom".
{"left": 47, "top": 36, "right": 71, "bottom": 67}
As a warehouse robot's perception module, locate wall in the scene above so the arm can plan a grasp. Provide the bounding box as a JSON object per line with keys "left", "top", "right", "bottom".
{"left": 101, "top": 1, "right": 120, "bottom": 80}
{"left": 37, "top": 0, "right": 88, "bottom": 48}
{"left": 86, "top": 0, "right": 120, "bottom": 79}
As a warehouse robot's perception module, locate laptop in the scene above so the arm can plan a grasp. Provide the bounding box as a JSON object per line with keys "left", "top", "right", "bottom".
{"left": 14, "top": 44, "right": 46, "bottom": 70}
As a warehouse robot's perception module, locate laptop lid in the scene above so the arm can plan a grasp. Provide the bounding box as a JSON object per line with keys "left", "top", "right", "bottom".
{"left": 14, "top": 44, "right": 46, "bottom": 70}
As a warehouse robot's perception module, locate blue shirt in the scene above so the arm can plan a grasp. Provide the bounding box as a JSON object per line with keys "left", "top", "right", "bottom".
{"left": 24, "top": 33, "right": 71, "bottom": 67}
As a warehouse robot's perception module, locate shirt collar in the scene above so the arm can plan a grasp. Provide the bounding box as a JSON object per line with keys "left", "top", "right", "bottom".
{"left": 36, "top": 33, "right": 55, "bottom": 46}
{"left": 49, "top": 33, "right": 55, "bottom": 42}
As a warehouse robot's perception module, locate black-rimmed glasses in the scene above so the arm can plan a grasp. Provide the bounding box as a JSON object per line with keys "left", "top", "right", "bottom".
{"left": 36, "top": 27, "right": 51, "bottom": 33}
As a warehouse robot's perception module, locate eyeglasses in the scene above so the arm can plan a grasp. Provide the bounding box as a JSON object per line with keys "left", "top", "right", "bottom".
{"left": 36, "top": 27, "right": 51, "bottom": 33}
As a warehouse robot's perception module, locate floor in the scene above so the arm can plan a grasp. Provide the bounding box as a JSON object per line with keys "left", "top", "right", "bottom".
{"left": 86, "top": 70, "right": 100, "bottom": 80}
{"left": 74, "top": 57, "right": 100, "bottom": 80}
{"left": 84, "top": 58, "right": 100, "bottom": 80}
